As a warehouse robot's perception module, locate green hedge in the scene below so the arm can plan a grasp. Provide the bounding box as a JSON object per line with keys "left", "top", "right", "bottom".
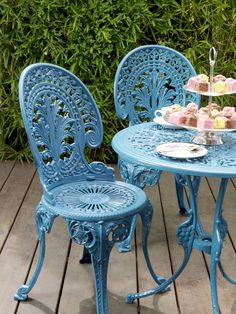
{"left": 1, "top": 0, "right": 236, "bottom": 162}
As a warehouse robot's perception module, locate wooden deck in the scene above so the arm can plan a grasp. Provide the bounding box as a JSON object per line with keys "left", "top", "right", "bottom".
{"left": 0, "top": 161, "right": 236, "bottom": 314}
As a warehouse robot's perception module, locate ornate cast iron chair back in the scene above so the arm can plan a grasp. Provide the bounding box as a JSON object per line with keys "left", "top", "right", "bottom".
{"left": 114, "top": 45, "right": 200, "bottom": 125}
{"left": 19, "top": 63, "right": 114, "bottom": 193}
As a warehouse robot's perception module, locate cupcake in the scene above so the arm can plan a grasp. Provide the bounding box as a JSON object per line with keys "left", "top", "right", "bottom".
{"left": 184, "top": 113, "right": 197, "bottom": 127}
{"left": 213, "top": 74, "right": 226, "bottom": 82}
{"left": 168, "top": 112, "right": 186, "bottom": 125}
{"left": 225, "top": 78, "right": 236, "bottom": 92}
{"left": 222, "top": 106, "right": 235, "bottom": 118}
{"left": 208, "top": 102, "right": 221, "bottom": 111}
{"left": 197, "top": 117, "right": 213, "bottom": 129}
{"left": 186, "top": 102, "right": 198, "bottom": 113}
{"left": 213, "top": 117, "right": 226, "bottom": 129}
{"left": 230, "top": 113, "right": 236, "bottom": 128}
{"left": 210, "top": 109, "right": 222, "bottom": 119}
{"left": 214, "top": 80, "right": 226, "bottom": 93}
{"left": 196, "top": 74, "right": 209, "bottom": 92}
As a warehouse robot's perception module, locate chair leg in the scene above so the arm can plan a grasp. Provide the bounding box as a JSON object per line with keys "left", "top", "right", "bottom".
{"left": 14, "top": 206, "right": 56, "bottom": 301}
{"left": 67, "top": 218, "right": 133, "bottom": 313}
{"left": 91, "top": 248, "right": 111, "bottom": 314}
{"left": 117, "top": 215, "right": 137, "bottom": 252}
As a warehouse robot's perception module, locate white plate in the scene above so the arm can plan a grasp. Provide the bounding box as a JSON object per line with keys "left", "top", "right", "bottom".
{"left": 153, "top": 116, "right": 184, "bottom": 129}
{"left": 175, "top": 123, "right": 236, "bottom": 133}
{"left": 156, "top": 143, "right": 208, "bottom": 159}
{"left": 183, "top": 85, "right": 236, "bottom": 96}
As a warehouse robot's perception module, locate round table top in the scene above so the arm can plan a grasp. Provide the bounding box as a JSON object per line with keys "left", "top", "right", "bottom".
{"left": 112, "top": 122, "right": 236, "bottom": 178}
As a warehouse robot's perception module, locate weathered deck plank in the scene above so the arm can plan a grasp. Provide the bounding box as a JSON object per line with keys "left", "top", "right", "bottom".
{"left": 0, "top": 162, "right": 235, "bottom": 314}
{"left": 0, "top": 162, "right": 35, "bottom": 250}
{"left": 0, "top": 170, "right": 38, "bottom": 314}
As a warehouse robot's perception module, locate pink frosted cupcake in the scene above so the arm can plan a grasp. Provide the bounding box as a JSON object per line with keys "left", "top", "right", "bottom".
{"left": 229, "top": 113, "right": 236, "bottom": 128}
{"left": 186, "top": 102, "right": 198, "bottom": 113}
{"left": 187, "top": 76, "right": 199, "bottom": 90}
{"left": 196, "top": 74, "right": 209, "bottom": 92}
{"left": 225, "top": 78, "right": 236, "bottom": 92}
{"left": 197, "top": 117, "right": 213, "bottom": 129}
{"left": 222, "top": 106, "right": 235, "bottom": 118}
{"left": 168, "top": 112, "right": 186, "bottom": 125}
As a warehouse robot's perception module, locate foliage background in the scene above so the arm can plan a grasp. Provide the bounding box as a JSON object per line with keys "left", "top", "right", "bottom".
{"left": 1, "top": 0, "right": 236, "bottom": 162}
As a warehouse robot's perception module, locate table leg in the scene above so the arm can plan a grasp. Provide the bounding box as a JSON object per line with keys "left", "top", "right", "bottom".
{"left": 210, "top": 178, "right": 229, "bottom": 314}
{"left": 126, "top": 175, "right": 198, "bottom": 303}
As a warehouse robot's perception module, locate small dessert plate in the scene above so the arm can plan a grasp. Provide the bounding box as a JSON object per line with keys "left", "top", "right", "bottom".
{"left": 156, "top": 142, "right": 208, "bottom": 159}
{"left": 153, "top": 116, "right": 184, "bottom": 129}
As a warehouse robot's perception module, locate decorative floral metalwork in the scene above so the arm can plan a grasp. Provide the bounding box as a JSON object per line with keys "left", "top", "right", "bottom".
{"left": 54, "top": 182, "right": 136, "bottom": 216}
{"left": 35, "top": 205, "right": 56, "bottom": 236}
{"left": 176, "top": 211, "right": 195, "bottom": 256}
{"left": 67, "top": 220, "right": 97, "bottom": 247}
{"left": 106, "top": 219, "right": 131, "bottom": 244}
{"left": 115, "top": 46, "right": 200, "bottom": 124}
{"left": 124, "top": 124, "right": 236, "bottom": 169}
{"left": 118, "top": 158, "right": 161, "bottom": 188}
{"left": 218, "top": 216, "right": 228, "bottom": 241}
{"left": 67, "top": 218, "right": 132, "bottom": 257}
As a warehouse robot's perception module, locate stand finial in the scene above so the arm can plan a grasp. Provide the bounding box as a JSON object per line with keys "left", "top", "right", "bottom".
{"left": 209, "top": 47, "right": 218, "bottom": 107}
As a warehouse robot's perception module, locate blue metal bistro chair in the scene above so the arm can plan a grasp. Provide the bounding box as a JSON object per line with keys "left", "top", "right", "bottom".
{"left": 114, "top": 45, "right": 201, "bottom": 251}
{"left": 14, "top": 63, "right": 160, "bottom": 314}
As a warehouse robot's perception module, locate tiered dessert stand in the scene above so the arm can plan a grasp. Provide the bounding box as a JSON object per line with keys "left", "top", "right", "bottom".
{"left": 184, "top": 47, "right": 236, "bottom": 145}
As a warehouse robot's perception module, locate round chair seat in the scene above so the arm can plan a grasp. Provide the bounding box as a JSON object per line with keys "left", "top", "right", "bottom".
{"left": 44, "top": 180, "right": 147, "bottom": 221}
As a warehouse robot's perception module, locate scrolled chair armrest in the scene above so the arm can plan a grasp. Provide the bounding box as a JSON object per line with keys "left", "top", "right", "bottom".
{"left": 42, "top": 186, "right": 55, "bottom": 206}
{"left": 88, "top": 161, "right": 115, "bottom": 182}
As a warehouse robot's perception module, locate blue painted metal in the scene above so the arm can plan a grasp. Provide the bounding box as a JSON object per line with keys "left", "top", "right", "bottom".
{"left": 112, "top": 122, "right": 236, "bottom": 314}
{"left": 114, "top": 45, "right": 201, "bottom": 251}
{"left": 14, "top": 63, "right": 164, "bottom": 314}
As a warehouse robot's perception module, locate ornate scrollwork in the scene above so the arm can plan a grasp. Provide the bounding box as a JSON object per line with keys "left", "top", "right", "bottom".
{"left": 67, "top": 220, "right": 97, "bottom": 249}
{"left": 118, "top": 158, "right": 161, "bottom": 188}
{"left": 67, "top": 218, "right": 133, "bottom": 260}
{"left": 124, "top": 124, "right": 236, "bottom": 169}
{"left": 141, "top": 200, "right": 153, "bottom": 230}
{"left": 54, "top": 182, "right": 136, "bottom": 215}
{"left": 176, "top": 212, "right": 195, "bottom": 255}
{"left": 106, "top": 219, "right": 131, "bottom": 245}
{"left": 14, "top": 285, "right": 29, "bottom": 301}
{"left": 35, "top": 206, "right": 56, "bottom": 236}
{"left": 218, "top": 215, "right": 228, "bottom": 241}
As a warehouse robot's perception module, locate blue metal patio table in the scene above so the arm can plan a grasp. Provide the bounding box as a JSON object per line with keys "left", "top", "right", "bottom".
{"left": 112, "top": 122, "right": 236, "bottom": 314}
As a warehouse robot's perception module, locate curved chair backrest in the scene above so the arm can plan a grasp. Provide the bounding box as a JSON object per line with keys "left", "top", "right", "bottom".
{"left": 114, "top": 45, "right": 200, "bottom": 125}
{"left": 19, "top": 63, "right": 113, "bottom": 191}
